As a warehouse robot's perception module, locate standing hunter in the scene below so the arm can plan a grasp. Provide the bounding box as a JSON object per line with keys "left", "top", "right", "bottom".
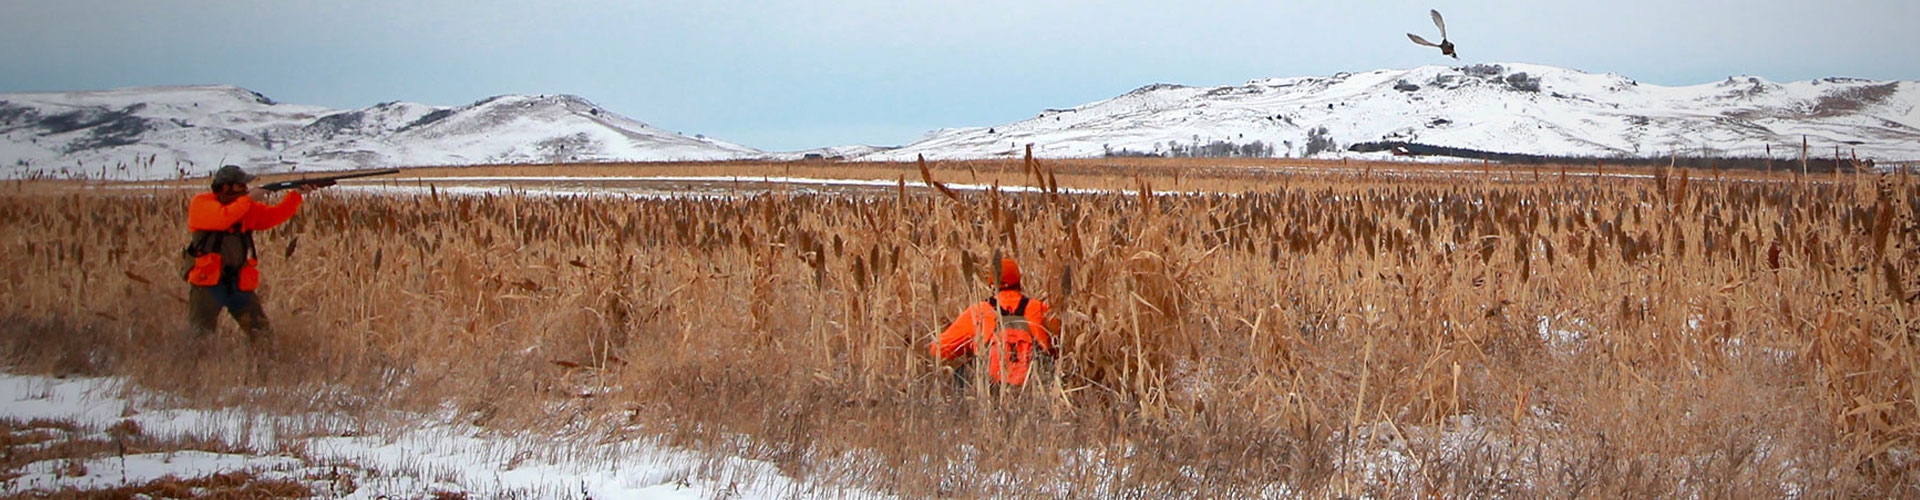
{"left": 182, "top": 165, "right": 321, "bottom": 342}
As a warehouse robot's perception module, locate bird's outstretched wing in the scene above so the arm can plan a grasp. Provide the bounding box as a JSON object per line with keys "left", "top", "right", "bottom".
{"left": 1430, "top": 9, "right": 1447, "bottom": 39}
{"left": 1408, "top": 33, "right": 1440, "bottom": 47}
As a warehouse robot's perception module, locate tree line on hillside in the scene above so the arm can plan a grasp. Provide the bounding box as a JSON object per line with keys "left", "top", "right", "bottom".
{"left": 1104, "top": 139, "right": 1277, "bottom": 159}
{"left": 1346, "top": 141, "right": 1890, "bottom": 173}
{"left": 1090, "top": 134, "right": 1895, "bottom": 173}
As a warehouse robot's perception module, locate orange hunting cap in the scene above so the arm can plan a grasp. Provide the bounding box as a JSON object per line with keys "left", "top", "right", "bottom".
{"left": 997, "top": 258, "right": 1021, "bottom": 289}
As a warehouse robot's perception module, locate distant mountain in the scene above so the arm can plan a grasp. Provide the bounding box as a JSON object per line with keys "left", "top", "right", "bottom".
{"left": 860, "top": 63, "right": 1920, "bottom": 163}
{"left": 0, "top": 85, "right": 763, "bottom": 179}
{"left": 7, "top": 64, "right": 1918, "bottom": 181}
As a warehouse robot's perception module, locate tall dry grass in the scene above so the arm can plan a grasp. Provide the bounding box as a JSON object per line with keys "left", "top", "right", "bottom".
{"left": 0, "top": 159, "right": 1914, "bottom": 497}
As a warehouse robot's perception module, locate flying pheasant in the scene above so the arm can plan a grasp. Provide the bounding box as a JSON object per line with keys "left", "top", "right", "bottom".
{"left": 1407, "top": 9, "right": 1457, "bottom": 59}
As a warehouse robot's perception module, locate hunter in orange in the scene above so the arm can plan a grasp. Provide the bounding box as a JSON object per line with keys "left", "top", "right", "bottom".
{"left": 183, "top": 165, "right": 320, "bottom": 343}
{"left": 931, "top": 258, "right": 1061, "bottom": 386}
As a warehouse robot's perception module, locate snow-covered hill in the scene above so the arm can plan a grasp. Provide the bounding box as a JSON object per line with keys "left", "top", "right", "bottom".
{"left": 0, "top": 85, "right": 763, "bottom": 180}
{"left": 860, "top": 63, "right": 1920, "bottom": 162}
{"left": 6, "top": 63, "right": 1918, "bottom": 180}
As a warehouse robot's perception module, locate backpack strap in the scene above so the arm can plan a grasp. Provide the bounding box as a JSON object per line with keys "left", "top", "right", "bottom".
{"left": 240, "top": 225, "right": 256, "bottom": 262}
{"left": 186, "top": 231, "right": 219, "bottom": 257}
{"left": 986, "top": 296, "right": 1030, "bottom": 316}
{"left": 185, "top": 222, "right": 256, "bottom": 268}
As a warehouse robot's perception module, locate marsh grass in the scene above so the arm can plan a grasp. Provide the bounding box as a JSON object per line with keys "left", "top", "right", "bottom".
{"left": 1, "top": 158, "right": 1915, "bottom": 497}
{"left": 0, "top": 415, "right": 316, "bottom": 498}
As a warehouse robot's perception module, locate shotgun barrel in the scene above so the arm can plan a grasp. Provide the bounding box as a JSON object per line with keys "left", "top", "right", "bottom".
{"left": 259, "top": 169, "right": 402, "bottom": 191}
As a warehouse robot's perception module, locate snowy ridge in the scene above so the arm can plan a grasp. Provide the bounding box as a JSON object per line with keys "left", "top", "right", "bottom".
{"left": 4, "top": 63, "right": 1918, "bottom": 180}
{"left": 859, "top": 63, "right": 1920, "bottom": 162}
{"left": 0, "top": 85, "right": 764, "bottom": 180}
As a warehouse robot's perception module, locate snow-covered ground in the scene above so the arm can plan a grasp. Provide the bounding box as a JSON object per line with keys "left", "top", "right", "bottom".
{"left": 0, "top": 373, "right": 872, "bottom": 499}
{"left": 4, "top": 368, "right": 1531, "bottom": 499}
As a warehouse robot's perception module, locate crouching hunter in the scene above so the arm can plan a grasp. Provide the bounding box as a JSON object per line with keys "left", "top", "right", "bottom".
{"left": 182, "top": 165, "right": 320, "bottom": 343}
{"left": 930, "top": 258, "right": 1061, "bottom": 386}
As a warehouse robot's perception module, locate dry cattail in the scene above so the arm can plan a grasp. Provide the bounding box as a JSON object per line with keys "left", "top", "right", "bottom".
{"left": 3, "top": 159, "right": 1912, "bottom": 497}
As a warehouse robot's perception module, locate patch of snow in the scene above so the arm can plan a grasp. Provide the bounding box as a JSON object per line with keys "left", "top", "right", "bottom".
{"left": 1536, "top": 315, "right": 1589, "bottom": 356}
{"left": 12, "top": 451, "right": 302, "bottom": 493}
{"left": 0, "top": 373, "right": 885, "bottom": 499}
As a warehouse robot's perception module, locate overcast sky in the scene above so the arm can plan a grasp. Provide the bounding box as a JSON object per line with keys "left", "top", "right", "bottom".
{"left": 2, "top": 0, "right": 1914, "bottom": 151}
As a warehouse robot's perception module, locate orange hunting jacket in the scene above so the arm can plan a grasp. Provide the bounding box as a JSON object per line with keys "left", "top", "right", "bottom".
{"left": 186, "top": 191, "right": 302, "bottom": 288}
{"left": 932, "top": 290, "right": 1059, "bottom": 384}
{"left": 188, "top": 191, "right": 302, "bottom": 233}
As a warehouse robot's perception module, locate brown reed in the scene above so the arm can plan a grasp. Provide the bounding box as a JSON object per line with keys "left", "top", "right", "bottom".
{"left": 0, "top": 157, "right": 1913, "bottom": 497}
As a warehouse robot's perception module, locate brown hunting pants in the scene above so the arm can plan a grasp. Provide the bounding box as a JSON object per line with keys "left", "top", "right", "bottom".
{"left": 187, "top": 279, "right": 271, "bottom": 343}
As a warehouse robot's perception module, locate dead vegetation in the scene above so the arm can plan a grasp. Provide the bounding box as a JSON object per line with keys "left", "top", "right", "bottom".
{"left": 0, "top": 158, "right": 1915, "bottom": 497}
{"left": 0, "top": 417, "right": 314, "bottom": 498}
{"left": 9, "top": 470, "right": 313, "bottom": 499}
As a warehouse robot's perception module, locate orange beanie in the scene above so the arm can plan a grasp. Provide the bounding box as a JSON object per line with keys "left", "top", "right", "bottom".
{"left": 997, "top": 258, "right": 1021, "bottom": 289}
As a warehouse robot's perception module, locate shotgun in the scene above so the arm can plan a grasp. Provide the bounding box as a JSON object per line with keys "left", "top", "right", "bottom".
{"left": 259, "top": 168, "right": 402, "bottom": 191}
